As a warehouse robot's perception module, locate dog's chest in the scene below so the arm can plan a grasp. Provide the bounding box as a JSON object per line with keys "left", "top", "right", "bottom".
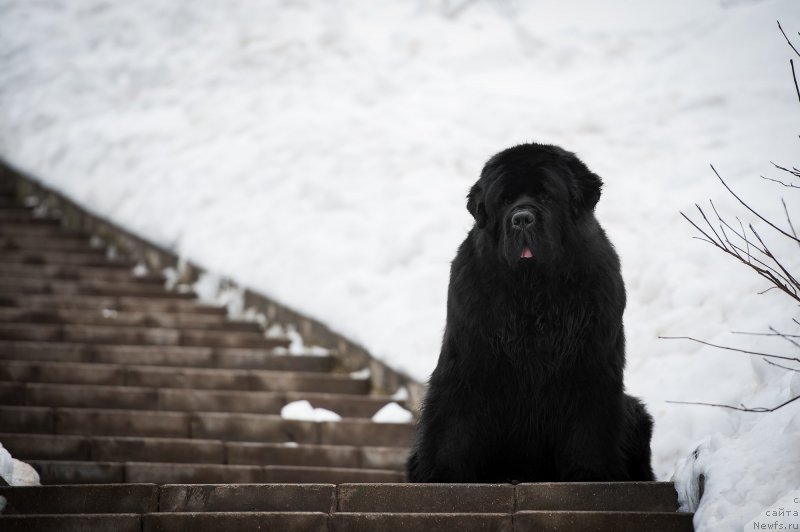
{"left": 494, "top": 295, "right": 593, "bottom": 361}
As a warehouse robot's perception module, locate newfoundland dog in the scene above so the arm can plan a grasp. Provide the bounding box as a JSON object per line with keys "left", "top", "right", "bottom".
{"left": 406, "top": 143, "right": 654, "bottom": 483}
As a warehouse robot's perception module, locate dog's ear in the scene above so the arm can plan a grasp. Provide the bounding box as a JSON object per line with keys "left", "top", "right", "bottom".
{"left": 466, "top": 183, "right": 487, "bottom": 228}
{"left": 567, "top": 159, "right": 603, "bottom": 216}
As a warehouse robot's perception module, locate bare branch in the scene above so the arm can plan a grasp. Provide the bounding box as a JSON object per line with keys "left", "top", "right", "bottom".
{"left": 685, "top": 210, "right": 798, "bottom": 300}
{"left": 683, "top": 205, "right": 800, "bottom": 301}
{"left": 749, "top": 223, "right": 800, "bottom": 294}
{"left": 711, "top": 164, "right": 800, "bottom": 244}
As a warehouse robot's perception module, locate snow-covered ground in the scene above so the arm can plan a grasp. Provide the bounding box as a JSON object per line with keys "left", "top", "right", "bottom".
{"left": 1, "top": 1, "right": 799, "bottom": 529}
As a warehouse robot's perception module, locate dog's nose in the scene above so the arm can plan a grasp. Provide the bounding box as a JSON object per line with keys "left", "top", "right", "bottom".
{"left": 511, "top": 210, "right": 534, "bottom": 230}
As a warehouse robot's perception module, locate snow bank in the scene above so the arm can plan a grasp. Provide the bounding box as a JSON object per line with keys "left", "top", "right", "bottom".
{"left": 673, "top": 366, "right": 800, "bottom": 529}
{"left": 1, "top": 1, "right": 799, "bottom": 529}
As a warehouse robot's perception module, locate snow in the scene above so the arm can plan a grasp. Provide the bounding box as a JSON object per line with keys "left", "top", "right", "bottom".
{"left": 672, "top": 361, "right": 800, "bottom": 529}
{"left": 349, "top": 368, "right": 371, "bottom": 379}
{"left": 192, "top": 271, "right": 245, "bottom": 318}
{"left": 0, "top": 444, "right": 40, "bottom": 487}
{"left": 391, "top": 386, "right": 409, "bottom": 401}
{"left": 744, "top": 490, "right": 800, "bottom": 529}
{"left": 372, "top": 402, "right": 414, "bottom": 424}
{"left": 1, "top": 1, "right": 799, "bottom": 529}
{"left": 280, "top": 400, "right": 342, "bottom": 422}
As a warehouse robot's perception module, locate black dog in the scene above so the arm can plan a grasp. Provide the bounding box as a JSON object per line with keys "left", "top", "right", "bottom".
{"left": 407, "top": 143, "right": 654, "bottom": 483}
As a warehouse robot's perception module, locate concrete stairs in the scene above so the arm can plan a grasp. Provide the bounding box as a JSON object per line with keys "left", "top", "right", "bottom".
{"left": 0, "top": 176, "right": 694, "bottom": 530}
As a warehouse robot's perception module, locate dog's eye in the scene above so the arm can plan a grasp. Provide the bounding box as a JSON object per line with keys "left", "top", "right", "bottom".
{"left": 501, "top": 198, "right": 512, "bottom": 207}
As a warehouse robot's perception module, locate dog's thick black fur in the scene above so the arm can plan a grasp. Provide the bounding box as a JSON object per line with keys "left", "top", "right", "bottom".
{"left": 406, "top": 143, "right": 655, "bottom": 483}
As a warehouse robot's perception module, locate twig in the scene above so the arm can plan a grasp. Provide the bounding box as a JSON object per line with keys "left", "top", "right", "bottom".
{"left": 783, "top": 197, "right": 800, "bottom": 250}
{"left": 732, "top": 331, "right": 800, "bottom": 338}
{"left": 738, "top": 217, "right": 750, "bottom": 262}
{"left": 771, "top": 162, "right": 800, "bottom": 179}
{"left": 762, "top": 175, "right": 800, "bottom": 188}
{"left": 778, "top": 21, "right": 800, "bottom": 58}
{"left": 659, "top": 335, "right": 800, "bottom": 364}
{"left": 769, "top": 325, "right": 800, "bottom": 349}
{"left": 763, "top": 358, "right": 800, "bottom": 372}
{"left": 667, "top": 393, "right": 800, "bottom": 413}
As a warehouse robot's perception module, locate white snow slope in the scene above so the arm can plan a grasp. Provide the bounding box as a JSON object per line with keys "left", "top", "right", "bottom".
{"left": 1, "top": 1, "right": 799, "bottom": 529}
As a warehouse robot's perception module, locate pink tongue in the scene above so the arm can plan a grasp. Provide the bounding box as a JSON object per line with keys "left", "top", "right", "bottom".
{"left": 521, "top": 247, "right": 533, "bottom": 259}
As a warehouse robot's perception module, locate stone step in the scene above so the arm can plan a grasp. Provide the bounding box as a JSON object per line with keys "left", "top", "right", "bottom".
{"left": 0, "top": 203, "right": 28, "bottom": 210}
{"left": 0, "top": 250, "right": 130, "bottom": 266}
{"left": 0, "top": 242, "right": 104, "bottom": 255}
{"left": 27, "top": 460, "right": 405, "bottom": 485}
{"left": 1, "top": 434, "right": 407, "bottom": 470}
{"left": 0, "top": 481, "right": 683, "bottom": 515}
{"left": 0, "top": 486, "right": 692, "bottom": 531}
{"left": 515, "top": 511, "right": 694, "bottom": 532}
{"left": 0, "top": 483, "right": 158, "bottom": 514}
{"left": 0, "top": 293, "right": 225, "bottom": 313}
{"left": 332, "top": 511, "right": 692, "bottom": 532}
{"left": 0, "top": 341, "right": 332, "bottom": 372}
{"left": 0, "top": 276, "right": 193, "bottom": 298}
{"left": 0, "top": 323, "right": 286, "bottom": 348}
{"left": 0, "top": 514, "right": 143, "bottom": 532}
{"left": 335, "top": 482, "right": 679, "bottom": 513}
{"left": 2, "top": 381, "right": 398, "bottom": 418}
{"left": 1, "top": 433, "right": 407, "bottom": 470}
{"left": 0, "top": 361, "right": 358, "bottom": 393}
{"left": 0, "top": 234, "right": 99, "bottom": 252}
{"left": 0, "top": 406, "right": 412, "bottom": 446}
{"left": 0, "top": 223, "right": 89, "bottom": 239}
{"left": 0, "top": 308, "right": 261, "bottom": 331}
{"left": 147, "top": 513, "right": 329, "bottom": 532}
{"left": 0, "top": 262, "right": 164, "bottom": 282}
{"left": 160, "top": 484, "right": 336, "bottom": 512}
{"left": 0, "top": 208, "right": 53, "bottom": 223}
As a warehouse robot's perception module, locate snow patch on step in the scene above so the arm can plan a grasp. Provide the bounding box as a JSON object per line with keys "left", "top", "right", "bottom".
{"left": 349, "top": 367, "right": 371, "bottom": 380}
{"left": 0, "top": 443, "right": 40, "bottom": 487}
{"left": 281, "top": 400, "right": 341, "bottom": 422}
{"left": 131, "top": 262, "right": 149, "bottom": 277}
{"left": 371, "top": 402, "right": 413, "bottom": 424}
{"left": 193, "top": 272, "right": 245, "bottom": 317}
{"left": 190, "top": 272, "right": 331, "bottom": 356}
{"left": 391, "top": 386, "right": 409, "bottom": 401}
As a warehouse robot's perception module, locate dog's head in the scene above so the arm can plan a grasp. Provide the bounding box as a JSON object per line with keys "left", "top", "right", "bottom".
{"left": 466, "top": 143, "right": 603, "bottom": 268}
